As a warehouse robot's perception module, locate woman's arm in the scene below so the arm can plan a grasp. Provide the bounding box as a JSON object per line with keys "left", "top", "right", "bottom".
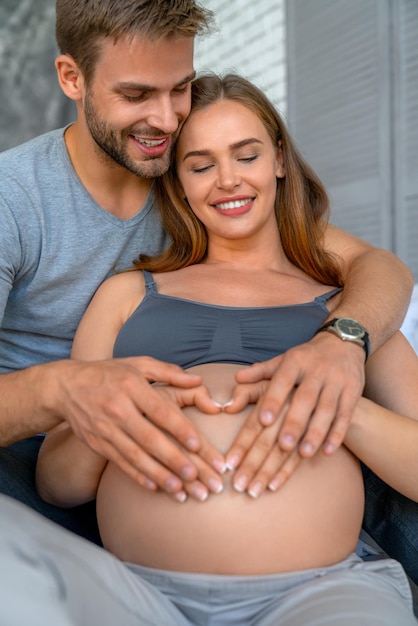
{"left": 344, "top": 397, "right": 418, "bottom": 502}
{"left": 36, "top": 422, "right": 107, "bottom": 507}
{"left": 36, "top": 272, "right": 225, "bottom": 506}
{"left": 340, "top": 330, "right": 418, "bottom": 501}
{"left": 36, "top": 273, "right": 137, "bottom": 507}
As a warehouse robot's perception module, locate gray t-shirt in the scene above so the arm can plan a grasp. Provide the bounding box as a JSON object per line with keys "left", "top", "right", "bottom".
{"left": 0, "top": 127, "right": 169, "bottom": 372}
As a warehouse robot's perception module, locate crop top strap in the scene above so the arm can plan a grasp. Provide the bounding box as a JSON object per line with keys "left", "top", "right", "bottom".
{"left": 142, "top": 270, "right": 158, "bottom": 293}
{"left": 314, "top": 286, "right": 343, "bottom": 305}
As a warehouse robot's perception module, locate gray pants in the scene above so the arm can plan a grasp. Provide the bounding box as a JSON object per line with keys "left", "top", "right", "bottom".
{"left": 0, "top": 495, "right": 416, "bottom": 626}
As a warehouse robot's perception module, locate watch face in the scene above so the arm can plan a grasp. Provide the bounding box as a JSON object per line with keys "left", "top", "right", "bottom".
{"left": 335, "top": 318, "right": 365, "bottom": 339}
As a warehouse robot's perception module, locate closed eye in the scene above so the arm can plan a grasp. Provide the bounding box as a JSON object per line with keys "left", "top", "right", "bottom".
{"left": 191, "top": 164, "right": 214, "bottom": 173}
{"left": 121, "top": 92, "right": 147, "bottom": 103}
{"left": 173, "top": 84, "right": 189, "bottom": 95}
{"left": 239, "top": 155, "right": 258, "bottom": 163}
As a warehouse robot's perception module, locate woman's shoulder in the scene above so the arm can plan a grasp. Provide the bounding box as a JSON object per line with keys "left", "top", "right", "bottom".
{"left": 88, "top": 270, "right": 147, "bottom": 319}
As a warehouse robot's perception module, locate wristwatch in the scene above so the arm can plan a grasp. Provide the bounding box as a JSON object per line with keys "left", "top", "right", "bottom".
{"left": 315, "top": 317, "right": 370, "bottom": 360}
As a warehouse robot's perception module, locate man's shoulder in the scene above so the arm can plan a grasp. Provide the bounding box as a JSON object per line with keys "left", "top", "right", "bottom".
{"left": 0, "top": 127, "right": 68, "bottom": 168}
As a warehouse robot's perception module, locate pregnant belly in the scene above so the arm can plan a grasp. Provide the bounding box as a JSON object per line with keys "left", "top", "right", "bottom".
{"left": 96, "top": 364, "right": 365, "bottom": 574}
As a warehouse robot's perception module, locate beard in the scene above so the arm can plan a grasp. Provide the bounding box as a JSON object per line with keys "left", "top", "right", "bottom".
{"left": 84, "top": 91, "right": 174, "bottom": 178}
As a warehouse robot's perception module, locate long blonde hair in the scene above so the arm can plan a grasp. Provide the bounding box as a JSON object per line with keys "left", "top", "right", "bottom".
{"left": 135, "top": 73, "right": 343, "bottom": 286}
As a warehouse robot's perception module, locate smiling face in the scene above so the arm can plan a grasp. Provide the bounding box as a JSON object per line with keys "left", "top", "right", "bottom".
{"left": 175, "top": 99, "right": 285, "bottom": 245}
{"left": 80, "top": 35, "right": 195, "bottom": 178}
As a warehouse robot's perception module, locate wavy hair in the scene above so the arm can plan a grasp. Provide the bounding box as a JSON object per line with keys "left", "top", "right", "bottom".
{"left": 135, "top": 73, "right": 343, "bottom": 286}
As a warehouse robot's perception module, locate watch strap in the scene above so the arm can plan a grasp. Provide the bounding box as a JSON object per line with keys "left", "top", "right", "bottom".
{"left": 315, "top": 318, "right": 370, "bottom": 361}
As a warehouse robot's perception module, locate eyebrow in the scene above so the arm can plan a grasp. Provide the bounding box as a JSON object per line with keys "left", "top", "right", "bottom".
{"left": 115, "top": 71, "right": 196, "bottom": 93}
{"left": 182, "top": 138, "right": 263, "bottom": 161}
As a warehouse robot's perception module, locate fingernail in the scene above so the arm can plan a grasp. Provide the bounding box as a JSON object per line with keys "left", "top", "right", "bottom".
{"left": 233, "top": 475, "right": 248, "bottom": 493}
{"left": 226, "top": 454, "right": 240, "bottom": 471}
{"left": 261, "top": 411, "right": 274, "bottom": 425}
{"left": 174, "top": 491, "right": 187, "bottom": 503}
{"left": 191, "top": 485, "right": 208, "bottom": 502}
{"left": 281, "top": 434, "right": 294, "bottom": 448}
{"left": 213, "top": 400, "right": 233, "bottom": 409}
{"left": 166, "top": 477, "right": 182, "bottom": 492}
{"left": 212, "top": 458, "right": 227, "bottom": 474}
{"left": 144, "top": 478, "right": 157, "bottom": 491}
{"left": 208, "top": 478, "right": 224, "bottom": 494}
{"left": 186, "top": 437, "right": 200, "bottom": 451}
{"left": 181, "top": 465, "right": 196, "bottom": 481}
{"left": 248, "top": 482, "right": 263, "bottom": 499}
{"left": 268, "top": 478, "right": 281, "bottom": 492}
{"left": 323, "top": 442, "right": 335, "bottom": 455}
{"left": 300, "top": 442, "right": 314, "bottom": 455}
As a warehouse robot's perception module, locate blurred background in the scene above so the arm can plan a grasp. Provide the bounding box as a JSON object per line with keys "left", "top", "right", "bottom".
{"left": 1, "top": 0, "right": 417, "bottom": 347}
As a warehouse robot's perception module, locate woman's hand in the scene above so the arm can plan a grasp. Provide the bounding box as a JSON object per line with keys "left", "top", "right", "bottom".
{"left": 151, "top": 382, "right": 227, "bottom": 502}
{"left": 223, "top": 388, "right": 302, "bottom": 496}
{"left": 227, "top": 407, "right": 302, "bottom": 498}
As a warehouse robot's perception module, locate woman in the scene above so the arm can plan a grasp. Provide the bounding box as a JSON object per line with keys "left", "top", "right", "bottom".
{"left": 35, "top": 74, "right": 418, "bottom": 624}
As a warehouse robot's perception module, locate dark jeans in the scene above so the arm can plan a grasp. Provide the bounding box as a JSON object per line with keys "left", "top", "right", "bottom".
{"left": 0, "top": 436, "right": 101, "bottom": 545}
{"left": 362, "top": 464, "right": 418, "bottom": 585}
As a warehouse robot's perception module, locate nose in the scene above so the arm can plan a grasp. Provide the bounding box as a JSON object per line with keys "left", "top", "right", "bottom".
{"left": 146, "top": 95, "right": 180, "bottom": 135}
{"left": 217, "top": 162, "right": 240, "bottom": 190}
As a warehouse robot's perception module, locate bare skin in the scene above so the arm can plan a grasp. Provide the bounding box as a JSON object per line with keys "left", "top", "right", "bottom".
{"left": 37, "top": 342, "right": 418, "bottom": 575}
{"left": 30, "top": 88, "right": 414, "bottom": 506}
{"left": 97, "top": 364, "right": 364, "bottom": 574}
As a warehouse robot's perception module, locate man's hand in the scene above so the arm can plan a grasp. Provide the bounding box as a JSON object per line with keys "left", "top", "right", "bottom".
{"left": 49, "top": 357, "right": 225, "bottom": 500}
{"left": 225, "top": 333, "right": 366, "bottom": 479}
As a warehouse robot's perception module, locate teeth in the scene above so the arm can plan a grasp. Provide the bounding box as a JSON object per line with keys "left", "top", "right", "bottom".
{"left": 134, "top": 137, "right": 166, "bottom": 147}
{"left": 215, "top": 199, "right": 252, "bottom": 210}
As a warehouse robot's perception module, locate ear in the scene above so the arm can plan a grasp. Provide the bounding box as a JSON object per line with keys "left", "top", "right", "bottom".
{"left": 275, "top": 141, "right": 286, "bottom": 179}
{"left": 55, "top": 54, "right": 85, "bottom": 101}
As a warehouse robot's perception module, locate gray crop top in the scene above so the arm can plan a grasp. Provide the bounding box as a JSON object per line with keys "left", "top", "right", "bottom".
{"left": 113, "top": 270, "right": 342, "bottom": 368}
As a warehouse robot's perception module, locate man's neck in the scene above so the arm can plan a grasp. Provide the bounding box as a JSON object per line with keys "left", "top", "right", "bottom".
{"left": 63, "top": 123, "right": 153, "bottom": 220}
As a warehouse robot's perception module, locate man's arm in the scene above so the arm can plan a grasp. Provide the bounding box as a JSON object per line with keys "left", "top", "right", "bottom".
{"left": 225, "top": 226, "right": 414, "bottom": 489}
{"left": 323, "top": 224, "right": 414, "bottom": 349}
{"left": 0, "top": 356, "right": 224, "bottom": 501}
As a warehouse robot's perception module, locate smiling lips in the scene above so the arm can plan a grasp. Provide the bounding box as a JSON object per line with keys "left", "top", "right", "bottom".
{"left": 212, "top": 197, "right": 254, "bottom": 216}
{"left": 130, "top": 134, "right": 170, "bottom": 157}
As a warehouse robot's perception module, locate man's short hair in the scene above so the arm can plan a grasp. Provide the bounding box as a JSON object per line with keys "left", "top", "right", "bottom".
{"left": 55, "top": 0, "right": 214, "bottom": 84}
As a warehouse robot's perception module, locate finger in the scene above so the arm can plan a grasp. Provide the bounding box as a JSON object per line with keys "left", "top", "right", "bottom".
{"left": 267, "top": 450, "right": 302, "bottom": 492}
{"left": 234, "top": 356, "right": 283, "bottom": 383}
{"left": 130, "top": 383, "right": 203, "bottom": 453}
{"left": 272, "top": 376, "right": 324, "bottom": 451}
{"left": 104, "top": 403, "right": 201, "bottom": 484}
{"left": 127, "top": 356, "right": 202, "bottom": 387}
{"left": 225, "top": 382, "right": 269, "bottom": 413}
{"left": 322, "top": 384, "right": 361, "bottom": 454}
{"left": 192, "top": 430, "right": 227, "bottom": 477}
{"left": 91, "top": 431, "right": 187, "bottom": 494}
{"left": 153, "top": 387, "right": 226, "bottom": 475}
{"left": 294, "top": 380, "right": 346, "bottom": 456}
{"left": 231, "top": 421, "right": 281, "bottom": 493}
{"left": 156, "top": 384, "right": 220, "bottom": 415}
{"left": 224, "top": 407, "right": 264, "bottom": 471}
{"left": 249, "top": 355, "right": 308, "bottom": 428}
{"left": 186, "top": 386, "right": 221, "bottom": 414}
{"left": 246, "top": 447, "right": 300, "bottom": 498}
{"left": 182, "top": 453, "right": 225, "bottom": 502}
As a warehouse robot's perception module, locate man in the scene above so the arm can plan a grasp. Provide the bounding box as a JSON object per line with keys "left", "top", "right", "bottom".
{"left": 0, "top": 0, "right": 414, "bottom": 547}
